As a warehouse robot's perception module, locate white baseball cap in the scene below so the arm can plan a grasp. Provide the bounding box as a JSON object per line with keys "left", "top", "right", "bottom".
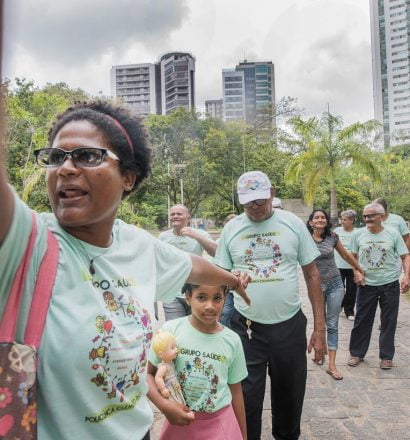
{"left": 237, "top": 171, "right": 272, "bottom": 204}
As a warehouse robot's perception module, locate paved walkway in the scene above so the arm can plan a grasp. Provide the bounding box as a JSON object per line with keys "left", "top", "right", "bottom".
{"left": 150, "top": 271, "right": 410, "bottom": 439}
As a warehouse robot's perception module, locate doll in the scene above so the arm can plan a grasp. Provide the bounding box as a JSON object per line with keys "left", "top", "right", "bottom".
{"left": 151, "top": 331, "right": 186, "bottom": 405}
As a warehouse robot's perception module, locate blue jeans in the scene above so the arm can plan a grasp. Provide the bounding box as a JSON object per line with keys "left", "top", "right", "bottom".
{"left": 220, "top": 292, "right": 234, "bottom": 328}
{"left": 321, "top": 276, "right": 345, "bottom": 351}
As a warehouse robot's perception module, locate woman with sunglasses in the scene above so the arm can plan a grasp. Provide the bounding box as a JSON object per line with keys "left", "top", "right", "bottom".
{"left": 307, "top": 209, "right": 363, "bottom": 380}
{"left": 0, "top": 101, "right": 250, "bottom": 440}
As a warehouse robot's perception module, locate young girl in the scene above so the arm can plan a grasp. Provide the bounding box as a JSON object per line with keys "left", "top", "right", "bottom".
{"left": 147, "top": 284, "right": 248, "bottom": 440}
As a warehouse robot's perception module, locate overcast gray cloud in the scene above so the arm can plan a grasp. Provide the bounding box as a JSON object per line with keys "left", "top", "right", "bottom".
{"left": 3, "top": 0, "right": 374, "bottom": 123}
{"left": 5, "top": 0, "right": 189, "bottom": 64}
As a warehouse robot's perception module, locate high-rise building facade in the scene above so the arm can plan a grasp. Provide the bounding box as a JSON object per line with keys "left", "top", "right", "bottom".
{"left": 205, "top": 99, "right": 224, "bottom": 118}
{"left": 222, "top": 60, "right": 275, "bottom": 126}
{"left": 110, "top": 63, "right": 161, "bottom": 116}
{"left": 111, "top": 52, "right": 195, "bottom": 117}
{"left": 370, "top": 0, "right": 410, "bottom": 146}
{"left": 223, "top": 69, "right": 245, "bottom": 122}
{"left": 160, "top": 52, "right": 196, "bottom": 115}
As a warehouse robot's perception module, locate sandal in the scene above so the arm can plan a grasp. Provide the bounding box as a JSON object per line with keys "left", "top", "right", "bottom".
{"left": 326, "top": 369, "right": 343, "bottom": 380}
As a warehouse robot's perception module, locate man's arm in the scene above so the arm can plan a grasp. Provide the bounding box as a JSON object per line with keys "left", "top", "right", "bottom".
{"left": 403, "top": 233, "right": 410, "bottom": 253}
{"left": 180, "top": 227, "right": 217, "bottom": 257}
{"left": 400, "top": 254, "right": 410, "bottom": 293}
{"left": 301, "top": 261, "right": 326, "bottom": 364}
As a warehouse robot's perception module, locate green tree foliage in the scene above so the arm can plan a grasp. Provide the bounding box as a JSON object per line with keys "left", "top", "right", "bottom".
{"left": 5, "top": 79, "right": 89, "bottom": 207}
{"left": 285, "top": 112, "right": 381, "bottom": 224}
{"left": 4, "top": 79, "right": 409, "bottom": 229}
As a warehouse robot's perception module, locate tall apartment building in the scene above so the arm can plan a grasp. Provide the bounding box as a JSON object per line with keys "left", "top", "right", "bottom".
{"left": 111, "top": 52, "right": 195, "bottom": 116}
{"left": 110, "top": 63, "right": 161, "bottom": 116}
{"left": 160, "top": 52, "right": 196, "bottom": 115}
{"left": 222, "top": 60, "right": 275, "bottom": 126}
{"left": 370, "top": 0, "right": 410, "bottom": 146}
{"left": 205, "top": 99, "right": 224, "bottom": 119}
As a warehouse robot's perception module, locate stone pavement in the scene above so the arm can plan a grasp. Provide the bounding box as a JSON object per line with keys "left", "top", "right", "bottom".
{"left": 150, "top": 270, "right": 410, "bottom": 439}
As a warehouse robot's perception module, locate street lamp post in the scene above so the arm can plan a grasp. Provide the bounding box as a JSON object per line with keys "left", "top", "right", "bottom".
{"left": 175, "top": 163, "right": 185, "bottom": 205}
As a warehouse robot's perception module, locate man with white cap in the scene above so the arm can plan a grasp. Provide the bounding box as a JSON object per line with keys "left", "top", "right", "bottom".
{"left": 214, "top": 171, "right": 326, "bottom": 440}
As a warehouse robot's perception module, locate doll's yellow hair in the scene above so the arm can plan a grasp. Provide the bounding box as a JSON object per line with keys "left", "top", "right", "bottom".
{"left": 152, "top": 331, "right": 177, "bottom": 355}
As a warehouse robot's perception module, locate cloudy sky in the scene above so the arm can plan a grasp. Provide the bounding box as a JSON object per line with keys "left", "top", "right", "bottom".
{"left": 4, "top": 0, "right": 374, "bottom": 124}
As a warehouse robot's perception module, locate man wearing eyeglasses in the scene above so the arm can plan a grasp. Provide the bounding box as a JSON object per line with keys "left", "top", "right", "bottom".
{"left": 214, "top": 171, "right": 326, "bottom": 440}
{"left": 348, "top": 203, "right": 410, "bottom": 370}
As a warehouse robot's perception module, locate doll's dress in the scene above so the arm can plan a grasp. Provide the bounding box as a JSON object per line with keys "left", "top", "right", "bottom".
{"left": 160, "top": 361, "right": 186, "bottom": 405}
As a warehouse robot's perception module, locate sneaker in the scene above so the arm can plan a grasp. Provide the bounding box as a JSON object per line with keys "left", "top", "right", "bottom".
{"left": 348, "top": 356, "right": 363, "bottom": 367}
{"left": 347, "top": 315, "right": 355, "bottom": 321}
{"left": 380, "top": 359, "right": 393, "bottom": 370}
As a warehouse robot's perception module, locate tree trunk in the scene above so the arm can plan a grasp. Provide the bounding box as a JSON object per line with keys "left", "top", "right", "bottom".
{"left": 329, "top": 178, "right": 338, "bottom": 227}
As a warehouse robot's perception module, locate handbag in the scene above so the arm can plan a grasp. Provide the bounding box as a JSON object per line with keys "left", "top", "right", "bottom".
{"left": 0, "top": 213, "right": 59, "bottom": 439}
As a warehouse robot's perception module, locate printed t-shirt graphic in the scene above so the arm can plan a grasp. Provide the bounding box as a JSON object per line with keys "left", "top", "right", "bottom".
{"left": 214, "top": 210, "right": 319, "bottom": 324}
{"left": 0, "top": 193, "right": 192, "bottom": 440}
{"left": 350, "top": 227, "right": 408, "bottom": 286}
{"left": 149, "top": 317, "right": 247, "bottom": 412}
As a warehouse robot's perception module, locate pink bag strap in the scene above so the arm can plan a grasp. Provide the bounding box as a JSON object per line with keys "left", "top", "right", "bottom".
{"left": 0, "top": 212, "right": 38, "bottom": 341}
{"left": 24, "top": 229, "right": 59, "bottom": 348}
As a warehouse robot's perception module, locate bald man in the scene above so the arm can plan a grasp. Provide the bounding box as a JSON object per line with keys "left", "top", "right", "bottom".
{"left": 158, "top": 204, "right": 217, "bottom": 320}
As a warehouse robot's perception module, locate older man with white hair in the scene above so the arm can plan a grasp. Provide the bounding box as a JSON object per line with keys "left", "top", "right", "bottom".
{"left": 348, "top": 202, "right": 410, "bottom": 370}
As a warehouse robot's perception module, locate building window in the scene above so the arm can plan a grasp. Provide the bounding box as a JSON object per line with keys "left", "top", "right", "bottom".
{"left": 255, "top": 65, "right": 269, "bottom": 74}
{"left": 393, "top": 65, "right": 408, "bottom": 71}
{"left": 392, "top": 57, "right": 408, "bottom": 63}
{"left": 391, "top": 49, "right": 409, "bottom": 56}
{"left": 224, "top": 76, "right": 243, "bottom": 82}
{"left": 390, "top": 4, "right": 405, "bottom": 10}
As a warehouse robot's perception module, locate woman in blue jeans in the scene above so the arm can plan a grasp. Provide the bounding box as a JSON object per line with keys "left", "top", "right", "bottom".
{"left": 307, "top": 210, "right": 363, "bottom": 380}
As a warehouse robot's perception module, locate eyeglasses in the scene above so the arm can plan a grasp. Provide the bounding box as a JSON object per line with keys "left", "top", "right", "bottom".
{"left": 363, "top": 213, "right": 382, "bottom": 219}
{"left": 243, "top": 199, "right": 268, "bottom": 208}
{"left": 34, "top": 147, "right": 120, "bottom": 168}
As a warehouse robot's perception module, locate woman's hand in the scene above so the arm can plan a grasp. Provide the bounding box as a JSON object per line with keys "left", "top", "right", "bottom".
{"left": 353, "top": 270, "right": 365, "bottom": 286}
{"left": 232, "top": 271, "right": 251, "bottom": 306}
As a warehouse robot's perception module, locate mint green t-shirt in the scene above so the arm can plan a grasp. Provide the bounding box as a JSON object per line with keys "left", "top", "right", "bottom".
{"left": 333, "top": 226, "right": 356, "bottom": 269}
{"left": 383, "top": 213, "right": 409, "bottom": 237}
{"left": 0, "top": 195, "right": 192, "bottom": 440}
{"left": 214, "top": 210, "right": 320, "bottom": 324}
{"left": 148, "top": 317, "right": 247, "bottom": 413}
{"left": 158, "top": 228, "right": 213, "bottom": 298}
{"left": 350, "top": 227, "right": 408, "bottom": 286}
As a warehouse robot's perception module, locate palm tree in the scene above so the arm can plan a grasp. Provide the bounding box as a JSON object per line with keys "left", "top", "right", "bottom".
{"left": 285, "top": 112, "right": 381, "bottom": 224}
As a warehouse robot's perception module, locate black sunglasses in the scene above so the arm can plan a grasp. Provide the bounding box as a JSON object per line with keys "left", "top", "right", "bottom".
{"left": 34, "top": 147, "right": 120, "bottom": 168}
{"left": 243, "top": 199, "right": 268, "bottom": 208}
{"left": 363, "top": 213, "right": 382, "bottom": 219}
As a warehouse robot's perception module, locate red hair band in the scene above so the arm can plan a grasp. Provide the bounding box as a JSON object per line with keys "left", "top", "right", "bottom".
{"left": 106, "top": 115, "right": 134, "bottom": 156}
